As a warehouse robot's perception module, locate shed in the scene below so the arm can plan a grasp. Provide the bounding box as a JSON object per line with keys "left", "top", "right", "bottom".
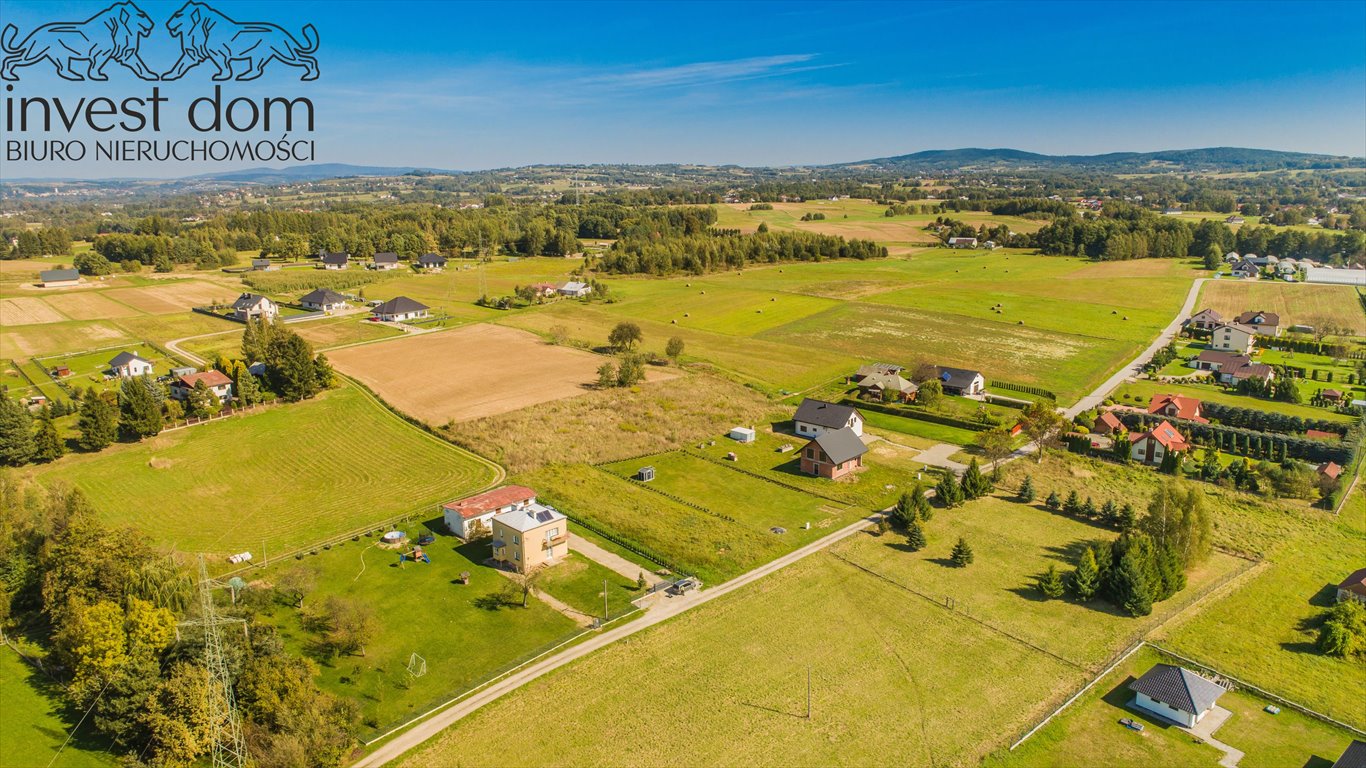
{"left": 39, "top": 268, "right": 80, "bottom": 287}
{"left": 170, "top": 366, "right": 197, "bottom": 378}
{"left": 636, "top": 466, "right": 656, "bottom": 482}
{"left": 729, "top": 426, "right": 757, "bottom": 443}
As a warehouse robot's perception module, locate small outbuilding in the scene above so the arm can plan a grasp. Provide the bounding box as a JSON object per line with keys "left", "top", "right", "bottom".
{"left": 636, "top": 466, "right": 656, "bottom": 482}
{"left": 1128, "top": 663, "right": 1228, "bottom": 727}
{"left": 1336, "top": 567, "right": 1366, "bottom": 605}
{"left": 729, "top": 426, "right": 756, "bottom": 443}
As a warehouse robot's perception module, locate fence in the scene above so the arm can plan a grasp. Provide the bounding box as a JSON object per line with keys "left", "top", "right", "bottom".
{"left": 162, "top": 399, "right": 280, "bottom": 433}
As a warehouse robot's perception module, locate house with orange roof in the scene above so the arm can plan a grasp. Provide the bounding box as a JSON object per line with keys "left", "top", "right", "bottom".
{"left": 1129, "top": 420, "right": 1188, "bottom": 466}
{"left": 1147, "top": 394, "right": 1208, "bottom": 424}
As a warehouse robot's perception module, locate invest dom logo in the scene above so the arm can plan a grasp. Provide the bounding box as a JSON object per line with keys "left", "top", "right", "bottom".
{"left": 3, "top": 1, "right": 322, "bottom": 167}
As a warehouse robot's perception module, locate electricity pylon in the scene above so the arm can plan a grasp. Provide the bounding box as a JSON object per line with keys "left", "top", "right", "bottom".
{"left": 180, "top": 556, "right": 249, "bottom": 768}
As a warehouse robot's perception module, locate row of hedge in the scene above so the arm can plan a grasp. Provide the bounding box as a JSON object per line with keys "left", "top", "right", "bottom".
{"left": 1116, "top": 411, "right": 1355, "bottom": 465}
{"left": 1199, "top": 401, "right": 1347, "bottom": 437}
{"left": 990, "top": 380, "right": 1057, "bottom": 400}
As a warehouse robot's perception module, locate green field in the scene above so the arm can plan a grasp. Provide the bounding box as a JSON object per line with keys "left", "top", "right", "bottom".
{"left": 516, "top": 463, "right": 790, "bottom": 584}
{"left": 861, "top": 407, "right": 987, "bottom": 445}
{"left": 689, "top": 426, "right": 926, "bottom": 510}
{"left": 26, "top": 384, "right": 500, "bottom": 558}
{"left": 991, "top": 648, "right": 1358, "bottom": 768}
{"left": 0, "top": 647, "right": 116, "bottom": 768}
{"left": 1113, "top": 377, "right": 1355, "bottom": 423}
{"left": 1153, "top": 501, "right": 1366, "bottom": 726}
{"left": 397, "top": 551, "right": 1085, "bottom": 768}
{"left": 499, "top": 251, "right": 1200, "bottom": 402}
{"left": 599, "top": 451, "right": 862, "bottom": 547}
{"left": 255, "top": 519, "right": 580, "bottom": 737}
{"left": 534, "top": 551, "right": 642, "bottom": 620}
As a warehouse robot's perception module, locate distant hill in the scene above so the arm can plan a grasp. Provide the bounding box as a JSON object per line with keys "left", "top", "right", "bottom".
{"left": 186, "top": 163, "right": 462, "bottom": 183}
{"left": 839, "top": 147, "right": 1365, "bottom": 172}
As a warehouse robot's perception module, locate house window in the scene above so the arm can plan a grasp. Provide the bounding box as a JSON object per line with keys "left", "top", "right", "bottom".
{"left": 514, "top": 552, "right": 520, "bottom": 561}
{"left": 547, "top": 527, "right": 559, "bottom": 539}
{"left": 513, "top": 534, "right": 520, "bottom": 545}
{"left": 806, "top": 448, "right": 814, "bottom": 459}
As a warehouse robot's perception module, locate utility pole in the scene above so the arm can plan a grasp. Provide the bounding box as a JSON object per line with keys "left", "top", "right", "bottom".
{"left": 180, "top": 556, "right": 249, "bottom": 768}
{"left": 603, "top": 579, "right": 608, "bottom": 622}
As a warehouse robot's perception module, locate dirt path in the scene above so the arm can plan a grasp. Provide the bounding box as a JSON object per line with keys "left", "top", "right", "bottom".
{"left": 912, "top": 442, "right": 968, "bottom": 473}
{"left": 164, "top": 328, "right": 239, "bottom": 366}
{"left": 353, "top": 512, "right": 881, "bottom": 767}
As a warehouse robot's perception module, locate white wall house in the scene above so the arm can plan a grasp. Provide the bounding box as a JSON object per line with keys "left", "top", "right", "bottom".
{"left": 109, "top": 351, "right": 154, "bottom": 378}
{"left": 442, "top": 485, "right": 538, "bottom": 539}
{"left": 793, "top": 399, "right": 864, "bottom": 438}
{"left": 1209, "top": 323, "right": 1255, "bottom": 354}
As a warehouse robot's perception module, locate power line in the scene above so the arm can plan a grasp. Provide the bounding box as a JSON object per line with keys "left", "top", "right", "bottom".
{"left": 180, "top": 556, "right": 249, "bottom": 768}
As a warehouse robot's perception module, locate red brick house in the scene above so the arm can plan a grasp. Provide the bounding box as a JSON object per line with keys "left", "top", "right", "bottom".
{"left": 800, "top": 427, "right": 868, "bottom": 479}
{"left": 1094, "top": 411, "right": 1126, "bottom": 436}
{"left": 1147, "top": 394, "right": 1208, "bottom": 424}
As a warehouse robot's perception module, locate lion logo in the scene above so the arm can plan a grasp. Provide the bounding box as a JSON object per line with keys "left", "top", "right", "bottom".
{"left": 162, "top": 1, "right": 319, "bottom": 82}
{"left": 1, "top": 2, "right": 158, "bottom": 81}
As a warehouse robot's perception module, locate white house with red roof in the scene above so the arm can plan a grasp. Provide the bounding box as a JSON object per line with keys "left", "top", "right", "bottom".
{"left": 169, "top": 370, "right": 234, "bottom": 403}
{"left": 1129, "top": 420, "right": 1189, "bottom": 466}
{"left": 442, "top": 485, "right": 538, "bottom": 539}
{"left": 1147, "top": 394, "right": 1208, "bottom": 424}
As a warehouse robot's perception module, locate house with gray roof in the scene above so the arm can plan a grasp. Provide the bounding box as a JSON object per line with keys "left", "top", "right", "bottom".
{"left": 299, "top": 288, "right": 348, "bottom": 312}
{"left": 372, "top": 296, "right": 429, "bottom": 322}
{"left": 800, "top": 426, "right": 868, "bottom": 479}
{"left": 793, "top": 398, "right": 863, "bottom": 438}
{"left": 558, "top": 281, "right": 592, "bottom": 298}
{"left": 1333, "top": 740, "right": 1366, "bottom": 768}
{"left": 370, "top": 252, "right": 401, "bottom": 271}
{"left": 108, "top": 351, "right": 154, "bottom": 378}
{"left": 232, "top": 293, "right": 279, "bottom": 322}
{"left": 319, "top": 252, "right": 349, "bottom": 270}
{"left": 857, "top": 372, "right": 919, "bottom": 403}
{"left": 934, "top": 366, "right": 986, "bottom": 396}
{"left": 39, "top": 268, "right": 80, "bottom": 287}
{"left": 853, "top": 362, "right": 904, "bottom": 381}
{"left": 418, "top": 253, "right": 447, "bottom": 272}
{"left": 1182, "top": 308, "right": 1223, "bottom": 332}
{"left": 1128, "top": 663, "right": 1229, "bottom": 727}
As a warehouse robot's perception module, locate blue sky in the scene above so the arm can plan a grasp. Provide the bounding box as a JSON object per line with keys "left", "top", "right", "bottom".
{"left": 2, "top": 0, "right": 1364, "bottom": 178}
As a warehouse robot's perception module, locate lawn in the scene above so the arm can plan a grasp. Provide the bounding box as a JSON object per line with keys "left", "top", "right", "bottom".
{"left": 832, "top": 494, "right": 1248, "bottom": 668}
{"left": 0, "top": 647, "right": 116, "bottom": 768}
{"left": 598, "top": 451, "right": 860, "bottom": 546}
{"left": 534, "top": 551, "right": 641, "bottom": 620}
{"left": 254, "top": 519, "right": 581, "bottom": 738}
{"left": 1198, "top": 280, "right": 1366, "bottom": 335}
{"left": 1113, "top": 377, "right": 1355, "bottom": 424}
{"left": 988, "top": 648, "right": 1226, "bottom": 768}
{"left": 1152, "top": 506, "right": 1366, "bottom": 727}
{"left": 396, "top": 551, "right": 1085, "bottom": 768}
{"left": 514, "top": 463, "right": 788, "bottom": 584}
{"left": 26, "top": 384, "right": 500, "bottom": 560}
{"left": 35, "top": 341, "right": 185, "bottom": 395}
{"left": 861, "top": 407, "right": 986, "bottom": 446}
{"left": 989, "top": 648, "right": 1361, "bottom": 768}
{"left": 690, "top": 425, "right": 926, "bottom": 511}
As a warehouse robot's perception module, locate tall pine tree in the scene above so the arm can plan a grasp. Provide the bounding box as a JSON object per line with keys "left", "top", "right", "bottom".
{"left": 77, "top": 394, "right": 118, "bottom": 451}
{"left": 118, "top": 376, "right": 164, "bottom": 440}
{"left": 0, "top": 397, "right": 35, "bottom": 466}
{"left": 31, "top": 414, "right": 64, "bottom": 462}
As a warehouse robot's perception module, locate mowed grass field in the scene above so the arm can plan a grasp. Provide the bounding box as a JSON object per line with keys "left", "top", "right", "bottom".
{"left": 510, "top": 250, "right": 1201, "bottom": 402}
{"left": 397, "top": 551, "right": 1085, "bottom": 768}
{"left": 25, "top": 384, "right": 499, "bottom": 558}
{"left": 1198, "top": 280, "right": 1366, "bottom": 335}
{"left": 0, "top": 648, "right": 116, "bottom": 768}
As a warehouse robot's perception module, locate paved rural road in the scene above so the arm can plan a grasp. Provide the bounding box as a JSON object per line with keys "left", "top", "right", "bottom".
{"left": 1063, "top": 277, "right": 1208, "bottom": 419}
{"left": 353, "top": 513, "right": 882, "bottom": 767}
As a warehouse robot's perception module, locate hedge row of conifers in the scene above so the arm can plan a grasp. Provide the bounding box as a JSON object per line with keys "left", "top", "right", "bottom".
{"left": 1115, "top": 411, "right": 1357, "bottom": 465}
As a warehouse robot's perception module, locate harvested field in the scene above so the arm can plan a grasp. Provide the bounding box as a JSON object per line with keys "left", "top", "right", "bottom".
{"left": 102, "top": 281, "right": 231, "bottom": 314}
{"left": 42, "top": 291, "right": 141, "bottom": 320}
{"left": 0, "top": 321, "right": 132, "bottom": 357}
{"left": 293, "top": 317, "right": 404, "bottom": 349}
{"left": 0, "top": 297, "right": 67, "bottom": 325}
{"left": 329, "top": 324, "right": 673, "bottom": 425}
{"left": 443, "top": 372, "right": 778, "bottom": 473}
{"left": 1198, "top": 280, "right": 1365, "bottom": 335}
